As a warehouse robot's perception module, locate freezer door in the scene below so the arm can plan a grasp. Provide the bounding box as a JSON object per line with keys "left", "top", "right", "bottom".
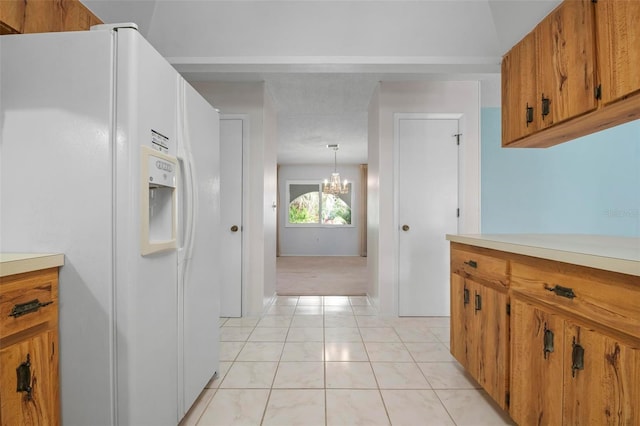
{"left": 114, "top": 28, "right": 181, "bottom": 426}
{"left": 178, "top": 79, "right": 221, "bottom": 416}
{"left": 0, "top": 30, "right": 117, "bottom": 426}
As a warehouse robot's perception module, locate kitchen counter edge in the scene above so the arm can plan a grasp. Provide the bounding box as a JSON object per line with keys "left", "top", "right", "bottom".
{"left": 1, "top": 253, "right": 65, "bottom": 277}
{"left": 446, "top": 234, "right": 640, "bottom": 277}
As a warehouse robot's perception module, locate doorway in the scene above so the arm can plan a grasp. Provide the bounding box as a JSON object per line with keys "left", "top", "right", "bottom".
{"left": 395, "top": 114, "right": 460, "bottom": 316}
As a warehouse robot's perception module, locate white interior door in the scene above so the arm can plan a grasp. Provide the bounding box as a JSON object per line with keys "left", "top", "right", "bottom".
{"left": 397, "top": 117, "right": 459, "bottom": 317}
{"left": 220, "top": 117, "right": 244, "bottom": 317}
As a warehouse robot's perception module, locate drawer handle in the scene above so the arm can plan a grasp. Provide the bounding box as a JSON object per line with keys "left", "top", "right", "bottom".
{"left": 543, "top": 325, "right": 554, "bottom": 359}
{"left": 571, "top": 337, "right": 585, "bottom": 378}
{"left": 464, "top": 260, "right": 478, "bottom": 269}
{"left": 544, "top": 285, "right": 576, "bottom": 299}
{"left": 9, "top": 299, "right": 52, "bottom": 318}
{"left": 16, "top": 354, "right": 33, "bottom": 401}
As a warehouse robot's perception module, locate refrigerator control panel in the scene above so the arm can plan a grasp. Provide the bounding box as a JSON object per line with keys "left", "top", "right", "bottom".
{"left": 147, "top": 156, "right": 176, "bottom": 188}
{"left": 140, "top": 146, "right": 177, "bottom": 255}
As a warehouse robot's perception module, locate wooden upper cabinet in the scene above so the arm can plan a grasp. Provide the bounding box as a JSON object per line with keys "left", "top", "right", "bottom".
{"left": 502, "top": 32, "right": 538, "bottom": 144}
{"left": 501, "top": 0, "right": 640, "bottom": 148}
{"left": 0, "top": 0, "right": 102, "bottom": 34}
{"left": 536, "top": 0, "right": 598, "bottom": 129}
{"left": 595, "top": 0, "right": 640, "bottom": 105}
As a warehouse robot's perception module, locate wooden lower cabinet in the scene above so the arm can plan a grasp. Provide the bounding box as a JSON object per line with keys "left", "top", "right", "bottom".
{"left": 450, "top": 272, "right": 509, "bottom": 410}
{"left": 563, "top": 322, "right": 640, "bottom": 424}
{"left": 510, "top": 298, "right": 565, "bottom": 424}
{"left": 0, "top": 330, "right": 59, "bottom": 426}
{"left": 0, "top": 267, "right": 60, "bottom": 426}
{"left": 511, "top": 296, "right": 640, "bottom": 425}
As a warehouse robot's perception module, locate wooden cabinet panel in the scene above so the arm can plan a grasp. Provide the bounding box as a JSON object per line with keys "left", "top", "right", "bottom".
{"left": 510, "top": 298, "right": 564, "bottom": 425}
{"left": 563, "top": 322, "right": 640, "bottom": 424}
{"left": 0, "top": 330, "right": 59, "bottom": 426}
{"left": 451, "top": 245, "right": 509, "bottom": 290}
{"left": 450, "top": 273, "right": 471, "bottom": 367}
{"left": 475, "top": 282, "right": 509, "bottom": 409}
{"left": 511, "top": 299, "right": 640, "bottom": 425}
{"left": 0, "top": 0, "right": 25, "bottom": 34}
{"left": 0, "top": 266, "right": 60, "bottom": 425}
{"left": 511, "top": 259, "right": 640, "bottom": 341}
{"left": 501, "top": 32, "right": 538, "bottom": 144}
{"left": 450, "top": 267, "right": 509, "bottom": 410}
{"left": 595, "top": 0, "right": 640, "bottom": 105}
{"left": 0, "top": 268, "right": 58, "bottom": 340}
{"left": 0, "top": 0, "right": 102, "bottom": 34}
{"left": 537, "top": 0, "right": 598, "bottom": 128}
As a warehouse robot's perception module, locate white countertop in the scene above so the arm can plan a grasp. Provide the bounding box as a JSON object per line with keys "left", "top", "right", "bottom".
{"left": 0, "top": 253, "right": 65, "bottom": 277}
{"left": 446, "top": 234, "right": 640, "bottom": 277}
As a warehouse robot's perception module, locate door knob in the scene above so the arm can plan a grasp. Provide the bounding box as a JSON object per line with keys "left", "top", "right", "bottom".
{"left": 230, "top": 225, "right": 239, "bottom": 232}
{"left": 402, "top": 225, "right": 410, "bottom": 231}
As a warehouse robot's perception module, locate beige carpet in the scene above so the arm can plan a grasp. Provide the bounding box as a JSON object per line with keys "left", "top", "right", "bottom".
{"left": 276, "top": 256, "right": 368, "bottom": 296}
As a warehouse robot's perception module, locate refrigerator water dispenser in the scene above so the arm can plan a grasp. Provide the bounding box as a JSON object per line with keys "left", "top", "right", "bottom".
{"left": 141, "top": 146, "right": 178, "bottom": 255}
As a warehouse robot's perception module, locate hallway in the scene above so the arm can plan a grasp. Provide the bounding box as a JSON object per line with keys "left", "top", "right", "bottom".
{"left": 180, "top": 296, "right": 514, "bottom": 426}
{"left": 276, "top": 257, "right": 367, "bottom": 296}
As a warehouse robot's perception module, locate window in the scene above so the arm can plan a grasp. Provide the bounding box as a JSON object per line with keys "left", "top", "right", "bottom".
{"left": 287, "top": 181, "right": 352, "bottom": 226}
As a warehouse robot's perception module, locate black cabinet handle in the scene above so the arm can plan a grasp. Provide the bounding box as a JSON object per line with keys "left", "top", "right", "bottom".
{"left": 464, "top": 260, "right": 477, "bottom": 269}
{"left": 572, "top": 337, "right": 585, "bottom": 378}
{"left": 526, "top": 104, "right": 534, "bottom": 126}
{"left": 543, "top": 325, "right": 554, "bottom": 359}
{"left": 474, "top": 293, "right": 482, "bottom": 312}
{"left": 9, "top": 299, "right": 52, "bottom": 318}
{"left": 463, "top": 287, "right": 470, "bottom": 305}
{"left": 544, "top": 284, "right": 576, "bottom": 299}
{"left": 541, "top": 94, "right": 550, "bottom": 118}
{"left": 16, "top": 354, "right": 33, "bottom": 401}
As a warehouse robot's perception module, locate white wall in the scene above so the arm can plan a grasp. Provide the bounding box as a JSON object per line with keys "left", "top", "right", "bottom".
{"left": 263, "top": 91, "right": 278, "bottom": 309}
{"left": 278, "top": 164, "right": 362, "bottom": 256}
{"left": 368, "top": 81, "right": 480, "bottom": 316}
{"left": 367, "top": 87, "right": 381, "bottom": 310}
{"left": 191, "top": 81, "right": 277, "bottom": 315}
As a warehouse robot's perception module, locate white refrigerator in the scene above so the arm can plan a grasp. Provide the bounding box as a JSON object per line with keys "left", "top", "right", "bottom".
{"left": 0, "top": 25, "right": 220, "bottom": 425}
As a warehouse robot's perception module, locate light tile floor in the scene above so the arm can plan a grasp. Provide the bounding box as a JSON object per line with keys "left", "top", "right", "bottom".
{"left": 180, "top": 296, "right": 515, "bottom": 426}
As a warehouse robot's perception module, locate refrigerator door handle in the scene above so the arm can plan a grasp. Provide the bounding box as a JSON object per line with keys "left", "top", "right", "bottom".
{"left": 177, "top": 155, "right": 193, "bottom": 259}
{"left": 177, "top": 82, "right": 198, "bottom": 264}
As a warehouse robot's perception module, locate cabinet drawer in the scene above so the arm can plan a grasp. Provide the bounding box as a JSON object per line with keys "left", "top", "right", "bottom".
{"left": 451, "top": 245, "right": 509, "bottom": 290}
{"left": 0, "top": 268, "right": 58, "bottom": 340}
{"left": 511, "top": 259, "right": 640, "bottom": 340}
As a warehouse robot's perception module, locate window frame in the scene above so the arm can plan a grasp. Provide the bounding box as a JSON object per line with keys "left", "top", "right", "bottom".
{"left": 285, "top": 179, "right": 354, "bottom": 228}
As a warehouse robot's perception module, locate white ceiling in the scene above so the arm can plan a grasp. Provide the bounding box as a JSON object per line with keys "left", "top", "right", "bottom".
{"left": 84, "top": 0, "right": 561, "bottom": 164}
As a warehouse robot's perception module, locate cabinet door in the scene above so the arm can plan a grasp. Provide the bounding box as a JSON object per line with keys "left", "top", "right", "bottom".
{"left": 510, "top": 298, "right": 564, "bottom": 425}
{"left": 563, "top": 322, "right": 640, "bottom": 424}
{"left": 474, "top": 283, "right": 509, "bottom": 410}
{"left": 450, "top": 273, "right": 475, "bottom": 371}
{"left": 537, "top": 0, "right": 598, "bottom": 128}
{"left": 0, "top": 330, "right": 59, "bottom": 426}
{"left": 595, "top": 0, "right": 640, "bottom": 105}
{"left": 501, "top": 32, "right": 538, "bottom": 145}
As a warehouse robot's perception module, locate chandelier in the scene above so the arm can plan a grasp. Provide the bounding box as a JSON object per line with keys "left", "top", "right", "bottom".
{"left": 323, "top": 144, "right": 349, "bottom": 195}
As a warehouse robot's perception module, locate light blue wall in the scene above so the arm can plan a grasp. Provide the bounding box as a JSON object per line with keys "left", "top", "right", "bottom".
{"left": 481, "top": 107, "right": 640, "bottom": 236}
